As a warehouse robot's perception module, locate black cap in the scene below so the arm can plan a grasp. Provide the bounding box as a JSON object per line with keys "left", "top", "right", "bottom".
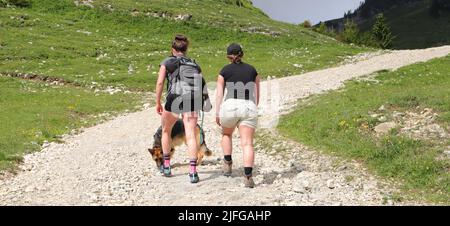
{"left": 227, "top": 43, "right": 243, "bottom": 55}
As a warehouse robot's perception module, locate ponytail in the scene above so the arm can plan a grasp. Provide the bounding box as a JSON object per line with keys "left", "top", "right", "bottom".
{"left": 227, "top": 53, "right": 244, "bottom": 64}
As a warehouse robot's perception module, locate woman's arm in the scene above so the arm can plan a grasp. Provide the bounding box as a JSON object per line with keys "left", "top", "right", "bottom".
{"left": 215, "top": 75, "right": 225, "bottom": 125}
{"left": 155, "top": 65, "right": 167, "bottom": 115}
{"left": 255, "top": 75, "right": 261, "bottom": 106}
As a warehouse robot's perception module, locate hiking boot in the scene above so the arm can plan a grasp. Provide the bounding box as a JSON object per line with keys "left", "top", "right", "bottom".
{"left": 162, "top": 166, "right": 172, "bottom": 177}
{"left": 244, "top": 175, "right": 255, "bottom": 188}
{"left": 189, "top": 172, "right": 200, "bottom": 183}
{"left": 222, "top": 160, "right": 233, "bottom": 177}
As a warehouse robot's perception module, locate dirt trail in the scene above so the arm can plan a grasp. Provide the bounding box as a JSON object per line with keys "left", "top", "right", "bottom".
{"left": 1, "top": 46, "right": 449, "bottom": 206}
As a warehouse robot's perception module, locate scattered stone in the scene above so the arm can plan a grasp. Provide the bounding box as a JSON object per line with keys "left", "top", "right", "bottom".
{"left": 378, "top": 116, "right": 388, "bottom": 122}
{"left": 378, "top": 105, "right": 386, "bottom": 111}
{"left": 74, "top": 0, "right": 94, "bottom": 8}
{"left": 374, "top": 122, "right": 397, "bottom": 135}
{"left": 174, "top": 14, "right": 192, "bottom": 21}
{"left": 302, "top": 180, "right": 311, "bottom": 190}
{"left": 42, "top": 141, "right": 50, "bottom": 149}
{"left": 76, "top": 30, "right": 92, "bottom": 36}
{"left": 131, "top": 9, "right": 140, "bottom": 17}
{"left": 326, "top": 179, "right": 335, "bottom": 189}
{"left": 128, "top": 64, "right": 134, "bottom": 74}
{"left": 24, "top": 186, "right": 34, "bottom": 193}
{"left": 443, "top": 149, "right": 450, "bottom": 158}
{"left": 293, "top": 182, "right": 306, "bottom": 194}
{"left": 392, "top": 111, "right": 405, "bottom": 118}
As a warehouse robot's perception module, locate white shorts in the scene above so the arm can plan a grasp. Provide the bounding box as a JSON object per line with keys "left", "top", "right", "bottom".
{"left": 219, "top": 99, "right": 258, "bottom": 129}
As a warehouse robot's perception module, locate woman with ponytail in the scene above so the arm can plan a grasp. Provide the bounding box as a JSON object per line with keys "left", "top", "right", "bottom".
{"left": 155, "top": 34, "right": 204, "bottom": 183}
{"left": 215, "top": 43, "right": 260, "bottom": 188}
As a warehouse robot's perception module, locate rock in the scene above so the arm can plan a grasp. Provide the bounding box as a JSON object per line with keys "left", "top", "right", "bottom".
{"left": 128, "top": 64, "right": 134, "bottom": 74}
{"left": 374, "top": 122, "right": 397, "bottom": 135}
{"left": 293, "top": 183, "right": 306, "bottom": 194}
{"left": 326, "top": 179, "right": 335, "bottom": 189}
{"left": 443, "top": 150, "right": 450, "bottom": 158}
{"left": 378, "top": 116, "right": 388, "bottom": 122}
{"left": 74, "top": 0, "right": 94, "bottom": 8}
{"left": 337, "top": 165, "right": 348, "bottom": 171}
{"left": 378, "top": 105, "right": 386, "bottom": 111}
{"left": 131, "top": 9, "right": 140, "bottom": 17}
{"left": 174, "top": 14, "right": 192, "bottom": 21}
{"left": 392, "top": 111, "right": 405, "bottom": 118}
{"left": 293, "top": 163, "right": 305, "bottom": 172}
{"left": 42, "top": 141, "right": 50, "bottom": 149}
{"left": 24, "top": 186, "right": 35, "bottom": 193}
{"left": 302, "top": 180, "right": 311, "bottom": 190}
{"left": 142, "top": 103, "right": 151, "bottom": 110}
{"left": 386, "top": 199, "right": 394, "bottom": 206}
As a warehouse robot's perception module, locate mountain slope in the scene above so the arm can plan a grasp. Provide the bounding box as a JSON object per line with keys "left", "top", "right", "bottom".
{"left": 0, "top": 0, "right": 368, "bottom": 91}
{"left": 324, "top": 0, "right": 450, "bottom": 49}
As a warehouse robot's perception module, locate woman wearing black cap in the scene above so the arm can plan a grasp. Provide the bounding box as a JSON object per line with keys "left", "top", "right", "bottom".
{"left": 215, "top": 43, "right": 260, "bottom": 188}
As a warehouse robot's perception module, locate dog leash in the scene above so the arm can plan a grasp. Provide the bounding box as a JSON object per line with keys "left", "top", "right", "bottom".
{"left": 199, "top": 110, "right": 205, "bottom": 145}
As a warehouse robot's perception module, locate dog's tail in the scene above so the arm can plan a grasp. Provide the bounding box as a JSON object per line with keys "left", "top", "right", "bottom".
{"left": 201, "top": 143, "right": 213, "bottom": 157}
{"left": 205, "top": 147, "right": 213, "bottom": 157}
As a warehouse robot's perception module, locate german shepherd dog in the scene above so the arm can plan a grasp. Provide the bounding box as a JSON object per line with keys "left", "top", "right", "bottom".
{"left": 148, "top": 119, "right": 212, "bottom": 171}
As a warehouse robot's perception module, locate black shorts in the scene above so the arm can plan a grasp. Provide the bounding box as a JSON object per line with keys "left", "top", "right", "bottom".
{"left": 164, "top": 94, "right": 203, "bottom": 114}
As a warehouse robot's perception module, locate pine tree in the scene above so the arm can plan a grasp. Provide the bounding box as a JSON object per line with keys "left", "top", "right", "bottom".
{"left": 317, "top": 22, "right": 328, "bottom": 34}
{"left": 372, "top": 14, "right": 394, "bottom": 49}
{"left": 342, "top": 19, "right": 359, "bottom": 44}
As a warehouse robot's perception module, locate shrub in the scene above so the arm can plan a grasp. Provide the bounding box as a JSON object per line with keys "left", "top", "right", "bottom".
{"left": 357, "top": 31, "right": 378, "bottom": 47}
{"left": 317, "top": 22, "right": 327, "bottom": 33}
{"left": 342, "top": 19, "right": 359, "bottom": 44}
{"left": 222, "top": 0, "right": 253, "bottom": 8}
{"left": 2, "top": 0, "right": 31, "bottom": 7}
{"left": 372, "top": 13, "right": 394, "bottom": 49}
{"left": 301, "top": 20, "right": 312, "bottom": 28}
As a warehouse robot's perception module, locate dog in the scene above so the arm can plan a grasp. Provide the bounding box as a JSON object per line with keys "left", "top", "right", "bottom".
{"left": 148, "top": 119, "right": 212, "bottom": 171}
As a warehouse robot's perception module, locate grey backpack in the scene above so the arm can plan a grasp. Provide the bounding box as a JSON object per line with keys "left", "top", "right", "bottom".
{"left": 168, "top": 56, "right": 203, "bottom": 99}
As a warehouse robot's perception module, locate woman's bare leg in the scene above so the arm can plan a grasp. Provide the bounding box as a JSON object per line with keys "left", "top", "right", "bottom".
{"left": 183, "top": 112, "right": 201, "bottom": 183}
{"left": 238, "top": 125, "right": 255, "bottom": 188}
{"left": 161, "top": 110, "right": 178, "bottom": 167}
{"left": 182, "top": 112, "right": 199, "bottom": 160}
{"left": 221, "top": 127, "right": 235, "bottom": 156}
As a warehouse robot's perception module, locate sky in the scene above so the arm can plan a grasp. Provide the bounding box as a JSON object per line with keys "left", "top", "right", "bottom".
{"left": 251, "top": 0, "right": 364, "bottom": 25}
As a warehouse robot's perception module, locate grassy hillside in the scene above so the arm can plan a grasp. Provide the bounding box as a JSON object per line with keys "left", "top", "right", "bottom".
{"left": 0, "top": 0, "right": 369, "bottom": 170}
{"left": 0, "top": 76, "right": 143, "bottom": 170}
{"left": 279, "top": 56, "right": 450, "bottom": 204}
{"left": 0, "top": 0, "right": 369, "bottom": 91}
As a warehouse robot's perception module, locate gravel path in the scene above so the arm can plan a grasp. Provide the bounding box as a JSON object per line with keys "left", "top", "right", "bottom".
{"left": 1, "top": 46, "right": 449, "bottom": 206}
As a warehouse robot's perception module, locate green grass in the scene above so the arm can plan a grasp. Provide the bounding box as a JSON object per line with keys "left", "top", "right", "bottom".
{"left": 0, "top": 76, "right": 143, "bottom": 170}
{"left": 0, "top": 0, "right": 369, "bottom": 91}
{"left": 279, "top": 56, "right": 450, "bottom": 204}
